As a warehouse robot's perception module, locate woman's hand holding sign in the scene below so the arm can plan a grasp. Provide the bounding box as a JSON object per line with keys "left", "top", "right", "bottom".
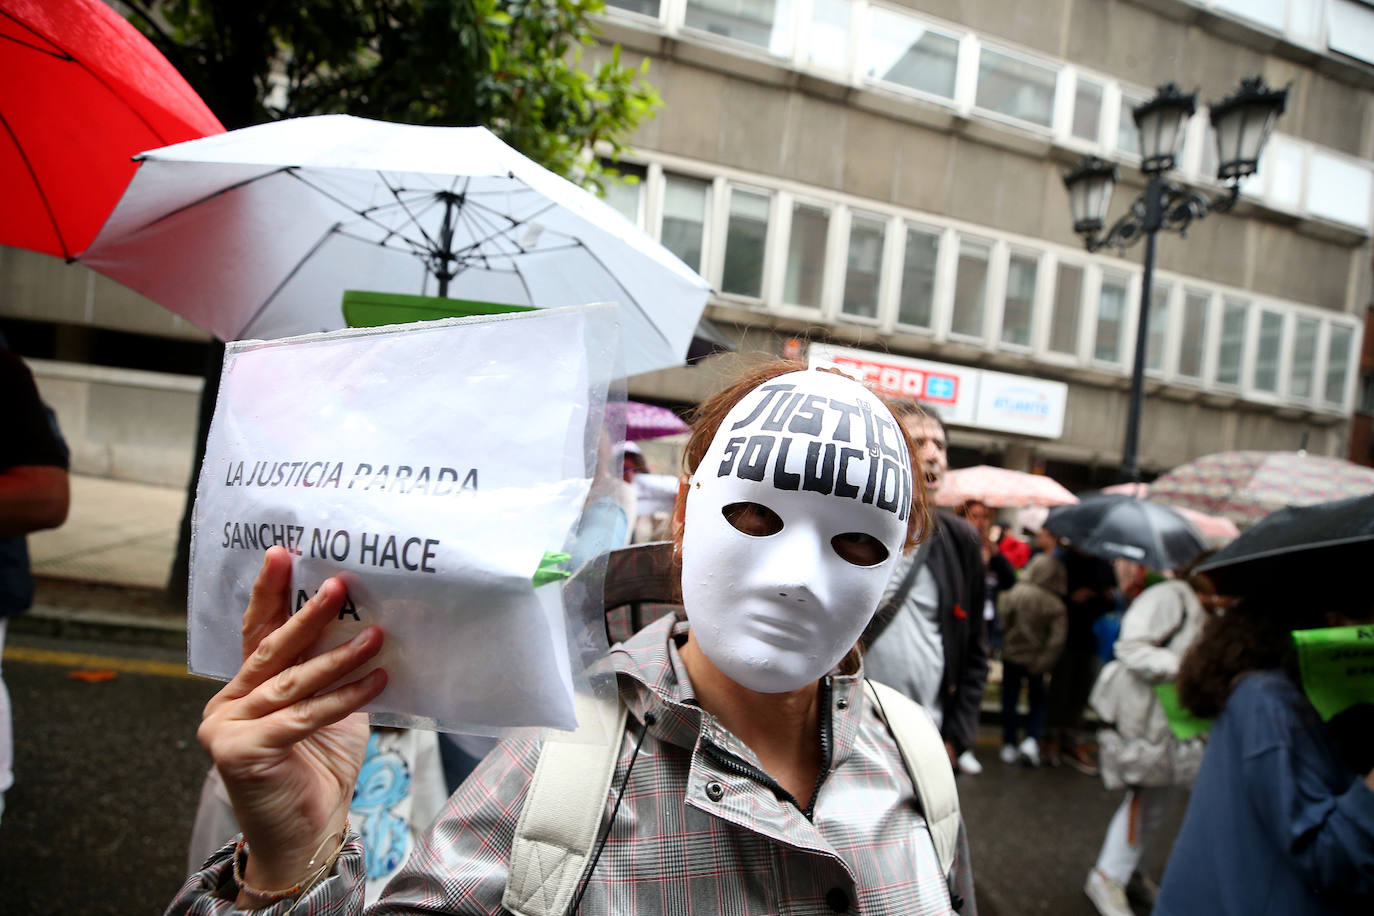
{"left": 197, "top": 546, "right": 387, "bottom": 905}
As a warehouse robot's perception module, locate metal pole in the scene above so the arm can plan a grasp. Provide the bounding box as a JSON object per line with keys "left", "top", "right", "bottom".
{"left": 1120, "top": 176, "right": 1164, "bottom": 483}
{"left": 437, "top": 193, "right": 456, "bottom": 298}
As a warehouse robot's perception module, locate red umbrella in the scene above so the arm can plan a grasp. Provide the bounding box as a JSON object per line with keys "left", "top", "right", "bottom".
{"left": 0, "top": 0, "right": 223, "bottom": 259}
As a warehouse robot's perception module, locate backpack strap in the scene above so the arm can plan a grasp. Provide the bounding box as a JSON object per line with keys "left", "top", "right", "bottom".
{"left": 503, "top": 689, "right": 628, "bottom": 916}
{"left": 864, "top": 679, "right": 961, "bottom": 877}
{"left": 504, "top": 681, "right": 961, "bottom": 916}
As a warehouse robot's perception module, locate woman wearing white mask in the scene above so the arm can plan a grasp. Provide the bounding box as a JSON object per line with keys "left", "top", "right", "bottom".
{"left": 169, "top": 360, "right": 977, "bottom": 915}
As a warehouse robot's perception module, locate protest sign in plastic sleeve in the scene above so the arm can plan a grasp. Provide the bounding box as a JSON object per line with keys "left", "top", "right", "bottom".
{"left": 188, "top": 305, "right": 621, "bottom": 733}
{"left": 1292, "top": 625, "right": 1374, "bottom": 721}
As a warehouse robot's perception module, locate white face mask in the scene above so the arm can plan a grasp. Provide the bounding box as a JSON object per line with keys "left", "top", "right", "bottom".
{"left": 681, "top": 370, "right": 912, "bottom": 693}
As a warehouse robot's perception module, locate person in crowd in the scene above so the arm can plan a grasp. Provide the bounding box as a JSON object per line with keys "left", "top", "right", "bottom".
{"left": 1083, "top": 564, "right": 1221, "bottom": 916}
{"left": 1153, "top": 577, "right": 1374, "bottom": 915}
{"left": 863, "top": 402, "right": 990, "bottom": 777}
{"left": 0, "top": 339, "right": 70, "bottom": 826}
{"left": 995, "top": 550, "right": 1067, "bottom": 767}
{"left": 957, "top": 499, "right": 1016, "bottom": 659}
{"left": 168, "top": 360, "right": 979, "bottom": 914}
{"left": 1043, "top": 546, "right": 1117, "bottom": 773}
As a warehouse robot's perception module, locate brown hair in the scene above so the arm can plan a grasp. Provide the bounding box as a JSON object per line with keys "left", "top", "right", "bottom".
{"left": 670, "top": 359, "right": 932, "bottom": 675}
{"left": 1176, "top": 580, "right": 1366, "bottom": 719}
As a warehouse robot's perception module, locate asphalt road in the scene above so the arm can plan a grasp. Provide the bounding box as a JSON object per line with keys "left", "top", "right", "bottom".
{"left": 0, "top": 631, "right": 1184, "bottom": 914}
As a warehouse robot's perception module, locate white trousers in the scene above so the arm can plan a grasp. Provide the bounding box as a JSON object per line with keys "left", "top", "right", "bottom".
{"left": 1094, "top": 786, "right": 1174, "bottom": 885}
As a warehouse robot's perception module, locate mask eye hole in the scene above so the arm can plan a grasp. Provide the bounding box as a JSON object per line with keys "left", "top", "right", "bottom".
{"left": 831, "top": 532, "right": 889, "bottom": 567}
{"left": 722, "top": 502, "right": 783, "bottom": 537}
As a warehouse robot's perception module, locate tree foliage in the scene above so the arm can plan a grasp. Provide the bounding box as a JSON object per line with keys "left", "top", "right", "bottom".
{"left": 121, "top": 0, "right": 661, "bottom": 186}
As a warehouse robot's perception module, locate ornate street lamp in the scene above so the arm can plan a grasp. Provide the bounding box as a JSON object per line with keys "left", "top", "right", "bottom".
{"left": 1062, "top": 76, "right": 1287, "bottom": 482}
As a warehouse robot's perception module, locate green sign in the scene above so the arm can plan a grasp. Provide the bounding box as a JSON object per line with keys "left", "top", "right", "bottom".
{"left": 1292, "top": 625, "right": 1374, "bottom": 721}
{"left": 1153, "top": 683, "right": 1212, "bottom": 740}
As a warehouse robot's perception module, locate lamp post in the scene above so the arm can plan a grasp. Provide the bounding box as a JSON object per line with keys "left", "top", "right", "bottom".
{"left": 1063, "top": 77, "right": 1287, "bottom": 482}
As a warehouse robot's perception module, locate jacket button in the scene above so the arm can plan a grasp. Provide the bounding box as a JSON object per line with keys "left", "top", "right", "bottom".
{"left": 705, "top": 781, "right": 725, "bottom": 802}
{"left": 836, "top": 697, "right": 849, "bottom": 710}
{"left": 825, "top": 887, "right": 850, "bottom": 912}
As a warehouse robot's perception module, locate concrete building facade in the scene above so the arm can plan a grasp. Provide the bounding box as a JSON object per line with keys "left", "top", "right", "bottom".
{"left": 2, "top": 0, "right": 1372, "bottom": 490}
{"left": 596, "top": 0, "right": 1374, "bottom": 486}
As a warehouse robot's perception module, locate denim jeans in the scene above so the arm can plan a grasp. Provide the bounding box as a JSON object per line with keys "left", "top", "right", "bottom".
{"left": 1000, "top": 658, "right": 1047, "bottom": 746}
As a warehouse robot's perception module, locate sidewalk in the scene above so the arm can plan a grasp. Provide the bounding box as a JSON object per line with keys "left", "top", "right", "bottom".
{"left": 18, "top": 474, "right": 187, "bottom": 646}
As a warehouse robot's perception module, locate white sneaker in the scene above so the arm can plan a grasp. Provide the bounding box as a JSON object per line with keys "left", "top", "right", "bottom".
{"left": 1017, "top": 736, "right": 1040, "bottom": 767}
{"left": 956, "top": 749, "right": 983, "bottom": 775}
{"left": 999, "top": 744, "right": 1018, "bottom": 765}
{"left": 1084, "top": 868, "right": 1134, "bottom": 916}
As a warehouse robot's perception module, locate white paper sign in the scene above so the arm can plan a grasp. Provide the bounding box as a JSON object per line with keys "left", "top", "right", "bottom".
{"left": 189, "top": 306, "right": 618, "bottom": 732}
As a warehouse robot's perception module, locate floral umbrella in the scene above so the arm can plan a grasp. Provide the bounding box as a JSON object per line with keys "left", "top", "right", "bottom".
{"left": 935, "top": 465, "right": 1078, "bottom": 508}
{"left": 620, "top": 401, "right": 689, "bottom": 441}
{"left": 1146, "top": 450, "right": 1374, "bottom": 526}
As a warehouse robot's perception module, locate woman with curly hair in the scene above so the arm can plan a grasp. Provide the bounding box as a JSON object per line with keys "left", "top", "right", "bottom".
{"left": 1153, "top": 569, "right": 1374, "bottom": 915}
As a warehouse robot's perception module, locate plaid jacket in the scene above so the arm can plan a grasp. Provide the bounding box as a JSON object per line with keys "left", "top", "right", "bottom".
{"left": 169, "top": 614, "right": 977, "bottom": 915}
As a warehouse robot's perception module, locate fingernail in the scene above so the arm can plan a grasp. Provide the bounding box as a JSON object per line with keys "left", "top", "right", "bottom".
{"left": 350, "top": 629, "right": 372, "bottom": 648}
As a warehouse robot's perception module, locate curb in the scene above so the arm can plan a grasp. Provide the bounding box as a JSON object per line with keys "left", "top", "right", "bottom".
{"left": 12, "top": 603, "right": 187, "bottom": 650}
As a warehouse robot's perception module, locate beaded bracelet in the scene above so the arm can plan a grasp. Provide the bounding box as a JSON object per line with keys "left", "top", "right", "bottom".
{"left": 232, "top": 818, "right": 350, "bottom": 908}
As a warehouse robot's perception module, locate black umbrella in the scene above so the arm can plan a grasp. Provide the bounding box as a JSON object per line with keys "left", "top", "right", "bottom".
{"left": 1195, "top": 493, "right": 1374, "bottom": 595}
{"left": 1045, "top": 493, "right": 1206, "bottom": 571}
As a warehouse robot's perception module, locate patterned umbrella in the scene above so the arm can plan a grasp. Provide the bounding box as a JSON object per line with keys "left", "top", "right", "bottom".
{"left": 936, "top": 465, "right": 1078, "bottom": 508}
{"left": 1100, "top": 483, "right": 1240, "bottom": 545}
{"left": 1147, "top": 451, "right": 1374, "bottom": 526}
{"left": 620, "top": 401, "right": 689, "bottom": 441}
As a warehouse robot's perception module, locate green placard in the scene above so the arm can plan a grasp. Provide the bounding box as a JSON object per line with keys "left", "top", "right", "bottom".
{"left": 1292, "top": 625, "right": 1374, "bottom": 721}
{"left": 341, "top": 289, "right": 533, "bottom": 328}
{"left": 1153, "top": 683, "right": 1212, "bottom": 740}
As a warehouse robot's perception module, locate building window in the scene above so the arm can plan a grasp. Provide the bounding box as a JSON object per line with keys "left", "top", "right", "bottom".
{"left": 684, "top": 0, "right": 794, "bottom": 56}
{"left": 1360, "top": 369, "right": 1374, "bottom": 414}
{"left": 1216, "top": 299, "right": 1248, "bottom": 386}
{"left": 1049, "top": 262, "right": 1083, "bottom": 355}
{"left": 604, "top": 0, "right": 662, "bottom": 17}
{"left": 1117, "top": 90, "right": 1148, "bottom": 157}
{"left": 841, "top": 213, "right": 886, "bottom": 319}
{"left": 864, "top": 10, "right": 959, "bottom": 100}
{"left": 662, "top": 173, "right": 710, "bottom": 274}
{"left": 602, "top": 162, "right": 647, "bottom": 226}
{"left": 784, "top": 202, "right": 830, "bottom": 308}
{"left": 1072, "top": 77, "right": 1103, "bottom": 143}
{"left": 897, "top": 225, "right": 939, "bottom": 328}
{"left": 1289, "top": 316, "right": 1319, "bottom": 399}
{"left": 1253, "top": 309, "right": 1284, "bottom": 393}
{"left": 1325, "top": 324, "right": 1354, "bottom": 406}
{"left": 1094, "top": 274, "right": 1129, "bottom": 363}
{"left": 1000, "top": 252, "right": 1038, "bottom": 346}
{"left": 721, "top": 188, "right": 770, "bottom": 298}
{"left": 1177, "top": 291, "right": 1209, "bottom": 380}
{"left": 975, "top": 47, "right": 1057, "bottom": 128}
{"left": 808, "top": 0, "right": 851, "bottom": 71}
{"left": 950, "top": 238, "right": 991, "bottom": 338}
{"left": 1146, "top": 283, "right": 1170, "bottom": 372}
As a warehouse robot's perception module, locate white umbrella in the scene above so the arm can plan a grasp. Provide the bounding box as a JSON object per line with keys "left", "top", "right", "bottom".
{"left": 79, "top": 115, "right": 712, "bottom": 376}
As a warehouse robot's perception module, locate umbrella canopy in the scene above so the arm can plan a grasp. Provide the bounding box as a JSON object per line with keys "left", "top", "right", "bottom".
{"left": 935, "top": 465, "right": 1078, "bottom": 509}
{"left": 1101, "top": 482, "right": 1240, "bottom": 545}
{"left": 1046, "top": 493, "right": 1207, "bottom": 571}
{"left": 1147, "top": 450, "right": 1374, "bottom": 526}
{"left": 1195, "top": 493, "right": 1374, "bottom": 596}
{"left": 621, "top": 401, "right": 689, "bottom": 441}
{"left": 0, "top": 0, "right": 223, "bottom": 259}
{"left": 79, "top": 115, "right": 712, "bottom": 377}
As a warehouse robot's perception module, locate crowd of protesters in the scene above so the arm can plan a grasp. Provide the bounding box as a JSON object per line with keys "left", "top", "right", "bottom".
{"left": 14, "top": 356, "right": 1345, "bottom": 915}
